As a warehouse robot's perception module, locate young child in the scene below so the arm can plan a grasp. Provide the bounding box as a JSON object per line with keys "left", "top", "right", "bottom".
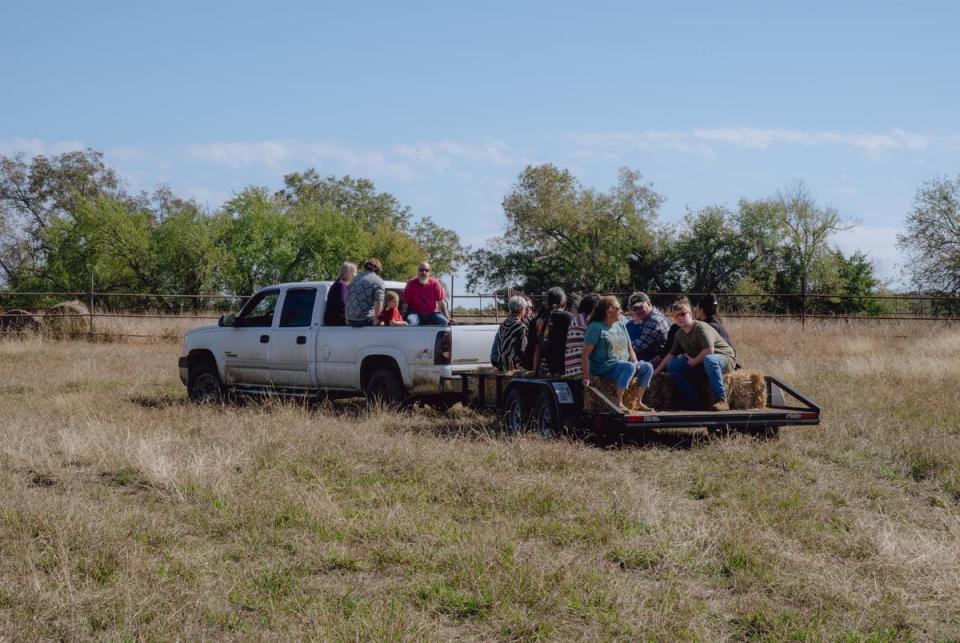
{"left": 377, "top": 291, "right": 407, "bottom": 326}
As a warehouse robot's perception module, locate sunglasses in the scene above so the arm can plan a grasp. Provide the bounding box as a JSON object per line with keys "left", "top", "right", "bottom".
{"left": 672, "top": 311, "right": 689, "bottom": 319}
{"left": 418, "top": 267, "right": 431, "bottom": 273}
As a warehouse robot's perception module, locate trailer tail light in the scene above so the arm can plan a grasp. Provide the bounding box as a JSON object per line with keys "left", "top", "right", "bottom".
{"left": 434, "top": 330, "right": 452, "bottom": 365}
{"left": 626, "top": 415, "right": 660, "bottom": 424}
{"left": 800, "top": 412, "right": 819, "bottom": 420}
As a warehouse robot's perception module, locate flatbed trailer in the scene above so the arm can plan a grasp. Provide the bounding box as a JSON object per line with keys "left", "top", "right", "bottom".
{"left": 449, "top": 372, "right": 820, "bottom": 439}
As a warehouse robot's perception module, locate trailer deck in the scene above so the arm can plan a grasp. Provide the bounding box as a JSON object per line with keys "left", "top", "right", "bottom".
{"left": 450, "top": 371, "right": 820, "bottom": 438}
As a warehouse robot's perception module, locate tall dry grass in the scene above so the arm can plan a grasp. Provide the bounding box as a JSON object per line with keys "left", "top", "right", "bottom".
{"left": 0, "top": 318, "right": 959, "bottom": 640}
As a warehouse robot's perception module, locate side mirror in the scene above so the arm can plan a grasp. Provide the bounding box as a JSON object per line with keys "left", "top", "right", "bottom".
{"left": 219, "top": 313, "right": 236, "bottom": 327}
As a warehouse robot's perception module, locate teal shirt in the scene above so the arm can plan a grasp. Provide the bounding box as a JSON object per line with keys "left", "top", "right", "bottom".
{"left": 584, "top": 319, "right": 631, "bottom": 377}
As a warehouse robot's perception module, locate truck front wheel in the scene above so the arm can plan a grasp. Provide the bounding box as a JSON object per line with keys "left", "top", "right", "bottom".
{"left": 188, "top": 360, "right": 224, "bottom": 404}
{"left": 365, "top": 367, "right": 407, "bottom": 406}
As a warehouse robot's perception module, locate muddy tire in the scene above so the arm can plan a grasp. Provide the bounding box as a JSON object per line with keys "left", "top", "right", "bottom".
{"left": 365, "top": 367, "right": 407, "bottom": 406}
{"left": 188, "top": 360, "right": 224, "bottom": 404}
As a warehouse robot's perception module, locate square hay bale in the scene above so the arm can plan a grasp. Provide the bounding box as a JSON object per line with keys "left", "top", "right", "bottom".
{"left": 644, "top": 373, "right": 677, "bottom": 411}
{"left": 723, "top": 369, "right": 766, "bottom": 409}
{"left": 584, "top": 376, "right": 655, "bottom": 412}
{"left": 467, "top": 367, "right": 524, "bottom": 403}
{"left": 585, "top": 369, "right": 766, "bottom": 412}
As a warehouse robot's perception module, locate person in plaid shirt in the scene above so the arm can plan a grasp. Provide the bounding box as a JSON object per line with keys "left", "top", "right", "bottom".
{"left": 625, "top": 292, "right": 670, "bottom": 365}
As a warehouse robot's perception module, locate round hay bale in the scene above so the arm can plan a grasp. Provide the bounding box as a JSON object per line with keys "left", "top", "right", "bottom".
{"left": 0, "top": 309, "right": 42, "bottom": 336}
{"left": 43, "top": 300, "right": 90, "bottom": 340}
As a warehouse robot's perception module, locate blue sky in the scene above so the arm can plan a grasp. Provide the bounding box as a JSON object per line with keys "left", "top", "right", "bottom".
{"left": 2, "top": 1, "right": 958, "bottom": 288}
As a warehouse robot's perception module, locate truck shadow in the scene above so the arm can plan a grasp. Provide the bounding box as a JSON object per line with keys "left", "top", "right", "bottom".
{"left": 127, "top": 394, "right": 707, "bottom": 449}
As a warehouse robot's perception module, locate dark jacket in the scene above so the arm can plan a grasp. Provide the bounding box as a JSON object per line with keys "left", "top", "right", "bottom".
{"left": 323, "top": 279, "right": 348, "bottom": 326}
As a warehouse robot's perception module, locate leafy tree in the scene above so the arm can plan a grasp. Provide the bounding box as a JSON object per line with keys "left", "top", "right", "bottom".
{"left": 467, "top": 165, "right": 662, "bottom": 293}
{"left": 211, "top": 188, "right": 300, "bottom": 295}
{"left": 280, "top": 170, "right": 412, "bottom": 231}
{"left": 671, "top": 206, "right": 750, "bottom": 292}
{"left": 898, "top": 175, "right": 960, "bottom": 293}
{"left": 773, "top": 181, "right": 854, "bottom": 314}
{"left": 412, "top": 216, "right": 468, "bottom": 277}
{"left": 0, "top": 149, "right": 125, "bottom": 287}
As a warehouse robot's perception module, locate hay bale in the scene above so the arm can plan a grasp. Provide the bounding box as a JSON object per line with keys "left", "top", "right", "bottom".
{"left": 584, "top": 376, "right": 653, "bottom": 412}
{"left": 586, "top": 369, "right": 766, "bottom": 412}
{"left": 43, "top": 300, "right": 90, "bottom": 340}
{"left": 644, "top": 373, "right": 677, "bottom": 411}
{"left": 0, "top": 309, "right": 42, "bottom": 335}
{"left": 724, "top": 369, "right": 766, "bottom": 409}
{"left": 467, "top": 366, "right": 524, "bottom": 403}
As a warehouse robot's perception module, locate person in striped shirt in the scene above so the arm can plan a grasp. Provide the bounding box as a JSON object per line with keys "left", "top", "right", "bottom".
{"left": 563, "top": 293, "right": 599, "bottom": 377}
{"left": 493, "top": 296, "right": 530, "bottom": 371}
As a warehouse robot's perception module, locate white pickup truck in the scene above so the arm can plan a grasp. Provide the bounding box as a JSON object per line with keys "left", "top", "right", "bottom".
{"left": 178, "top": 280, "right": 497, "bottom": 404}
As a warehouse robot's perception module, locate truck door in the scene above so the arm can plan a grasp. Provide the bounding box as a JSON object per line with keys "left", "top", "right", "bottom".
{"left": 223, "top": 289, "right": 279, "bottom": 386}
{"left": 269, "top": 287, "right": 318, "bottom": 390}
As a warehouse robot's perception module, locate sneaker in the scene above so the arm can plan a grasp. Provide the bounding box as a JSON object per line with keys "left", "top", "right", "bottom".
{"left": 709, "top": 398, "right": 729, "bottom": 411}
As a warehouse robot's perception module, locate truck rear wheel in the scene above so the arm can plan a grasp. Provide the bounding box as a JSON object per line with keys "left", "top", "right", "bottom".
{"left": 365, "top": 367, "right": 407, "bottom": 406}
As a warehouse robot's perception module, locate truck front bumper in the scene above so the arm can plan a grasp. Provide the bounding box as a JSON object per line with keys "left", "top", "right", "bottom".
{"left": 177, "top": 356, "right": 189, "bottom": 386}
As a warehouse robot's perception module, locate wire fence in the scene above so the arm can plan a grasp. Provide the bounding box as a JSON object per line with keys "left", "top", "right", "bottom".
{"left": 2, "top": 288, "right": 959, "bottom": 343}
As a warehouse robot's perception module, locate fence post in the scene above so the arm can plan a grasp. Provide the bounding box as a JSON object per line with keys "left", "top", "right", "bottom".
{"left": 800, "top": 290, "right": 806, "bottom": 329}
{"left": 449, "top": 273, "right": 454, "bottom": 322}
{"left": 88, "top": 274, "right": 95, "bottom": 341}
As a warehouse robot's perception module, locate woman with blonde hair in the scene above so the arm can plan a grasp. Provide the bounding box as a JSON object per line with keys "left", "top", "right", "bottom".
{"left": 581, "top": 295, "right": 654, "bottom": 411}
{"left": 323, "top": 261, "right": 357, "bottom": 326}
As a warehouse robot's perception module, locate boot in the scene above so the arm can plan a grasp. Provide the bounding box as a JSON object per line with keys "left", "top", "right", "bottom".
{"left": 709, "top": 397, "right": 729, "bottom": 411}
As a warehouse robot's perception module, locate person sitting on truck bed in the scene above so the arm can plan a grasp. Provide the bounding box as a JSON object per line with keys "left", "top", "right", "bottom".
{"left": 653, "top": 299, "right": 736, "bottom": 411}
{"left": 346, "top": 258, "right": 385, "bottom": 327}
{"left": 377, "top": 290, "right": 408, "bottom": 326}
{"left": 626, "top": 291, "right": 670, "bottom": 365}
{"left": 402, "top": 261, "right": 450, "bottom": 326}
{"left": 534, "top": 287, "right": 574, "bottom": 375}
{"left": 323, "top": 261, "right": 357, "bottom": 326}
{"left": 564, "top": 293, "right": 599, "bottom": 377}
{"left": 581, "top": 296, "right": 654, "bottom": 411}
{"left": 494, "top": 296, "right": 529, "bottom": 371}
{"left": 695, "top": 293, "right": 735, "bottom": 357}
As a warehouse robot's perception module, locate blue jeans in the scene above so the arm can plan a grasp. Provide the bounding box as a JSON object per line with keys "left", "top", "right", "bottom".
{"left": 607, "top": 360, "right": 654, "bottom": 389}
{"left": 667, "top": 354, "right": 729, "bottom": 401}
{"left": 348, "top": 318, "right": 374, "bottom": 328}
{"left": 406, "top": 312, "right": 449, "bottom": 326}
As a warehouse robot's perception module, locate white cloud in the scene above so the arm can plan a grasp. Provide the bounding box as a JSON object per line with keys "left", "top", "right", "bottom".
{"left": 184, "top": 138, "right": 528, "bottom": 181}
{"left": 570, "top": 127, "right": 938, "bottom": 158}
{"left": 0, "top": 137, "right": 85, "bottom": 157}
{"left": 184, "top": 140, "right": 415, "bottom": 181}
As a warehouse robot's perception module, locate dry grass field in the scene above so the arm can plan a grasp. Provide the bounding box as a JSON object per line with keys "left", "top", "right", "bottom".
{"left": 1, "top": 318, "right": 959, "bottom": 640}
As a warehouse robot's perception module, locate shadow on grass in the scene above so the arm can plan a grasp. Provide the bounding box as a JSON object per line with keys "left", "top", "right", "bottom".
{"left": 127, "top": 391, "right": 708, "bottom": 450}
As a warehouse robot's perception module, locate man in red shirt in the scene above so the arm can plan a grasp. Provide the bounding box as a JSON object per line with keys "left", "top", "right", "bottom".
{"left": 402, "top": 261, "right": 450, "bottom": 326}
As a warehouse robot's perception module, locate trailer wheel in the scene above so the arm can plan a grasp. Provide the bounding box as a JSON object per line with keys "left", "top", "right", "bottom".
{"left": 502, "top": 388, "right": 527, "bottom": 435}
{"left": 531, "top": 391, "right": 560, "bottom": 439}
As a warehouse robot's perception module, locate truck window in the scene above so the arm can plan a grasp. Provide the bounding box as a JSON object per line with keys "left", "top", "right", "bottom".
{"left": 234, "top": 290, "right": 279, "bottom": 327}
{"left": 279, "top": 288, "right": 317, "bottom": 327}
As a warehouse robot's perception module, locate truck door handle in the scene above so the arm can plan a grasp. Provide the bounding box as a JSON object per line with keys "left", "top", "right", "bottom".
{"left": 260, "top": 335, "right": 269, "bottom": 343}
{"left": 296, "top": 335, "right": 306, "bottom": 344}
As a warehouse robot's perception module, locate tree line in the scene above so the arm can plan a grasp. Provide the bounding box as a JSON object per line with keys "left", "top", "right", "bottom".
{"left": 1, "top": 149, "right": 958, "bottom": 314}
